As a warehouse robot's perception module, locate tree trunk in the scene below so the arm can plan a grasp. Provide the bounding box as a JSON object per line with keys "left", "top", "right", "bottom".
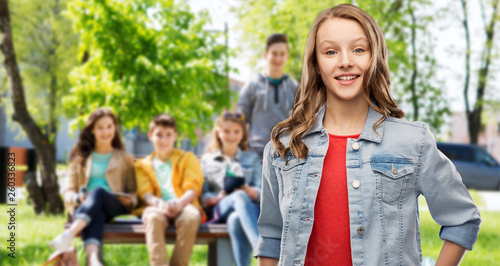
{"left": 468, "top": 110, "right": 481, "bottom": 145}
{"left": 466, "top": 0, "right": 498, "bottom": 144}
{"left": 409, "top": 3, "right": 419, "bottom": 121}
{"left": 460, "top": 0, "right": 471, "bottom": 116}
{"left": 0, "top": 0, "right": 64, "bottom": 214}
{"left": 48, "top": 0, "right": 59, "bottom": 143}
{"left": 23, "top": 171, "right": 45, "bottom": 214}
{"left": 37, "top": 143, "right": 63, "bottom": 214}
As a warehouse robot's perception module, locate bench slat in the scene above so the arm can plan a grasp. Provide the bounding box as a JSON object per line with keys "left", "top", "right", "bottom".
{"left": 64, "top": 222, "right": 230, "bottom": 244}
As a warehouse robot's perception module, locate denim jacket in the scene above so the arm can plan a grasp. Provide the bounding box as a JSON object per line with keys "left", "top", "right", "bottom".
{"left": 200, "top": 149, "right": 263, "bottom": 206}
{"left": 255, "top": 105, "right": 481, "bottom": 266}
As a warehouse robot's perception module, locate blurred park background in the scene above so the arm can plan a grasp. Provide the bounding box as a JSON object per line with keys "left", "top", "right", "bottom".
{"left": 0, "top": 0, "right": 499, "bottom": 265}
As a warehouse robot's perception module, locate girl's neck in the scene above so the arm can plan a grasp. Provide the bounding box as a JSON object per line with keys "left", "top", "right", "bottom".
{"left": 323, "top": 97, "right": 369, "bottom": 136}
{"left": 266, "top": 69, "right": 284, "bottom": 80}
{"left": 156, "top": 149, "right": 173, "bottom": 162}
{"left": 94, "top": 144, "right": 113, "bottom": 155}
{"left": 222, "top": 145, "right": 238, "bottom": 159}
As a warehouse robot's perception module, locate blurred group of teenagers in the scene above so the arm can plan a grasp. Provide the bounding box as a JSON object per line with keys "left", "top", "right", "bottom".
{"left": 47, "top": 30, "right": 296, "bottom": 266}
{"left": 47, "top": 4, "right": 481, "bottom": 266}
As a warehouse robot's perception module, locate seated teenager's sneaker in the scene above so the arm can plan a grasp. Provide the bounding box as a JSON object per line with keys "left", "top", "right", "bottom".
{"left": 49, "top": 231, "right": 74, "bottom": 252}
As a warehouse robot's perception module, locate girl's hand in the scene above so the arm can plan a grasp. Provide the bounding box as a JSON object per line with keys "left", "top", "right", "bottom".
{"left": 207, "top": 191, "right": 225, "bottom": 207}
{"left": 241, "top": 185, "right": 258, "bottom": 201}
{"left": 78, "top": 192, "right": 88, "bottom": 203}
{"left": 207, "top": 196, "right": 219, "bottom": 207}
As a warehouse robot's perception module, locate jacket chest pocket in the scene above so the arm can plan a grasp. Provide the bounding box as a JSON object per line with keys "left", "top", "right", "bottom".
{"left": 273, "top": 157, "right": 306, "bottom": 197}
{"left": 371, "top": 160, "right": 415, "bottom": 203}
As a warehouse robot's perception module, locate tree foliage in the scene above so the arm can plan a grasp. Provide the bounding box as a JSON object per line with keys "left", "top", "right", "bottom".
{"left": 6, "top": 0, "right": 78, "bottom": 142}
{"left": 233, "top": 0, "right": 450, "bottom": 133}
{"left": 64, "top": 0, "right": 231, "bottom": 139}
{"left": 4, "top": 0, "right": 77, "bottom": 214}
{"left": 0, "top": 0, "right": 65, "bottom": 214}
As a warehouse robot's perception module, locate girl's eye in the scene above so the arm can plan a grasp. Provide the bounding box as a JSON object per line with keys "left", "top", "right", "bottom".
{"left": 354, "top": 48, "right": 364, "bottom": 53}
{"left": 326, "top": 50, "right": 337, "bottom": 55}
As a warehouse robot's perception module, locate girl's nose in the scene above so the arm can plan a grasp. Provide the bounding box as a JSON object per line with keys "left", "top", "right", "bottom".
{"left": 338, "top": 53, "right": 353, "bottom": 68}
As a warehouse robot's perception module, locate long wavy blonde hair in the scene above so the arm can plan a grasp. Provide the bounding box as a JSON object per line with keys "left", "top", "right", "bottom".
{"left": 272, "top": 4, "right": 404, "bottom": 159}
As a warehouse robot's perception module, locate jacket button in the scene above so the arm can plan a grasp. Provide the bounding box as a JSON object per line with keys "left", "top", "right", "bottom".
{"left": 352, "top": 143, "right": 360, "bottom": 150}
{"left": 352, "top": 180, "right": 360, "bottom": 189}
{"left": 391, "top": 165, "right": 398, "bottom": 175}
{"left": 357, "top": 226, "right": 365, "bottom": 234}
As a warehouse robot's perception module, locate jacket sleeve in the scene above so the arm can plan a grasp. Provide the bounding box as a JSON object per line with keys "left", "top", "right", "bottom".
{"left": 237, "top": 81, "right": 255, "bottom": 124}
{"left": 135, "top": 161, "right": 155, "bottom": 201}
{"left": 200, "top": 155, "right": 215, "bottom": 207}
{"left": 180, "top": 152, "right": 204, "bottom": 197}
{"left": 63, "top": 159, "right": 80, "bottom": 204}
{"left": 251, "top": 153, "right": 263, "bottom": 201}
{"left": 416, "top": 124, "right": 481, "bottom": 250}
{"left": 124, "top": 154, "right": 138, "bottom": 208}
{"left": 255, "top": 143, "right": 282, "bottom": 259}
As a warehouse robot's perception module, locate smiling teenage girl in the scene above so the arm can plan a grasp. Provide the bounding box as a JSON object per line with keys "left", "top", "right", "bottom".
{"left": 49, "top": 108, "right": 137, "bottom": 266}
{"left": 201, "top": 112, "right": 261, "bottom": 266}
{"left": 255, "top": 4, "right": 480, "bottom": 266}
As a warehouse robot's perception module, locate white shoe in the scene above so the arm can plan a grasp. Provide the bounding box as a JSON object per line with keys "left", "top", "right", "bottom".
{"left": 89, "top": 252, "right": 103, "bottom": 266}
{"left": 49, "top": 231, "right": 74, "bottom": 252}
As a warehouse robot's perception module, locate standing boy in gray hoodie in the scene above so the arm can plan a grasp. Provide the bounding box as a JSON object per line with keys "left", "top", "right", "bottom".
{"left": 237, "top": 34, "right": 298, "bottom": 160}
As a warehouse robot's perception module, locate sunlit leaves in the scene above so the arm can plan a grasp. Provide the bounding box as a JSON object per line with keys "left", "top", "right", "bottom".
{"left": 64, "top": 0, "right": 231, "bottom": 140}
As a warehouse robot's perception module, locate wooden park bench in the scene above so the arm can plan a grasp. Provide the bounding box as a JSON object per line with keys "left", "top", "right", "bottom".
{"left": 65, "top": 218, "right": 234, "bottom": 266}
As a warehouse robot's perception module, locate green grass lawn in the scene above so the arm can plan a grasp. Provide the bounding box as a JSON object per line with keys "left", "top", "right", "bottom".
{"left": 418, "top": 190, "right": 499, "bottom": 265}
{"left": 0, "top": 199, "right": 255, "bottom": 266}
{"left": 0, "top": 191, "right": 497, "bottom": 265}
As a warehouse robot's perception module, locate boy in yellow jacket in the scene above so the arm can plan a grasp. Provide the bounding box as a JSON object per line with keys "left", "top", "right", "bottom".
{"left": 134, "top": 114, "right": 206, "bottom": 266}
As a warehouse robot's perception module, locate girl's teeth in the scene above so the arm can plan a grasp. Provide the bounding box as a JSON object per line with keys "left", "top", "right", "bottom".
{"left": 338, "top": 75, "right": 357, "bottom": 81}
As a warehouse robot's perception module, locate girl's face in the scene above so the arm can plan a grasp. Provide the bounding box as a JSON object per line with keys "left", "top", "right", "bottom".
{"left": 91, "top": 116, "right": 116, "bottom": 147}
{"left": 264, "top": 42, "right": 289, "bottom": 73}
{"left": 217, "top": 121, "right": 244, "bottom": 150}
{"left": 315, "top": 18, "right": 371, "bottom": 102}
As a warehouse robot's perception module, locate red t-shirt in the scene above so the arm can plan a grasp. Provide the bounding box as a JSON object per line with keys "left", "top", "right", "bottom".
{"left": 305, "top": 133, "right": 360, "bottom": 266}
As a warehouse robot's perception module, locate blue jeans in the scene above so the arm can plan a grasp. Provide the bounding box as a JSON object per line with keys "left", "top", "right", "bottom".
{"left": 73, "top": 187, "right": 127, "bottom": 247}
{"left": 214, "top": 190, "right": 260, "bottom": 266}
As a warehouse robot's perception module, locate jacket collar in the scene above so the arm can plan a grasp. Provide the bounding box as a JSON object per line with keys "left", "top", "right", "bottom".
{"left": 258, "top": 72, "right": 289, "bottom": 83}
{"left": 144, "top": 149, "right": 181, "bottom": 169}
{"left": 358, "top": 105, "right": 384, "bottom": 143}
{"left": 213, "top": 148, "right": 243, "bottom": 162}
{"left": 84, "top": 149, "right": 121, "bottom": 179}
{"left": 306, "top": 104, "right": 385, "bottom": 143}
